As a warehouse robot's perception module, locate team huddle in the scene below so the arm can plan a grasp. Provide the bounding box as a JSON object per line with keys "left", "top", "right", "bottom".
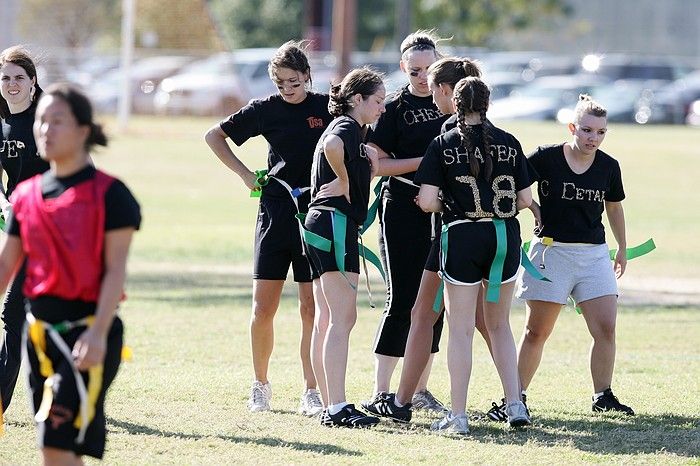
{"left": 205, "top": 31, "right": 634, "bottom": 435}
{"left": 0, "top": 29, "right": 633, "bottom": 464}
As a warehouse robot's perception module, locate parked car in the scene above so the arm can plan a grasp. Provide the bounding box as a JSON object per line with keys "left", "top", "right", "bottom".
{"left": 638, "top": 71, "right": 700, "bottom": 124}
{"left": 484, "top": 71, "right": 528, "bottom": 101}
{"left": 488, "top": 74, "right": 607, "bottom": 121}
{"left": 685, "top": 99, "right": 700, "bottom": 126}
{"left": 578, "top": 54, "right": 688, "bottom": 82}
{"left": 89, "top": 55, "right": 195, "bottom": 113}
{"left": 554, "top": 79, "right": 668, "bottom": 124}
{"left": 154, "top": 53, "right": 247, "bottom": 116}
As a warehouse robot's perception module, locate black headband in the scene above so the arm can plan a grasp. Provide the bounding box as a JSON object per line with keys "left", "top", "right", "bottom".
{"left": 401, "top": 37, "right": 436, "bottom": 55}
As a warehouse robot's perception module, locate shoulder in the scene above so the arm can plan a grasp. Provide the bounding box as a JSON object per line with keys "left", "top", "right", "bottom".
{"left": 383, "top": 88, "right": 405, "bottom": 110}
{"left": 595, "top": 148, "right": 618, "bottom": 165}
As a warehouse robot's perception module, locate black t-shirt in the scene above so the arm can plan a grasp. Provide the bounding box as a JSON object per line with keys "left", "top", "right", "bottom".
{"left": 7, "top": 165, "right": 142, "bottom": 235}
{"left": 369, "top": 86, "right": 447, "bottom": 182}
{"left": 1, "top": 106, "right": 50, "bottom": 197}
{"left": 309, "top": 115, "right": 371, "bottom": 224}
{"left": 219, "top": 92, "right": 332, "bottom": 199}
{"left": 415, "top": 124, "right": 534, "bottom": 224}
{"left": 528, "top": 143, "right": 625, "bottom": 244}
{"left": 441, "top": 114, "right": 457, "bottom": 134}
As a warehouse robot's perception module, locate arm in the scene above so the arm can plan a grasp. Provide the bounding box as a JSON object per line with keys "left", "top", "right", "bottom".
{"left": 516, "top": 186, "right": 532, "bottom": 211}
{"left": 528, "top": 199, "right": 543, "bottom": 233}
{"left": 605, "top": 200, "right": 627, "bottom": 278}
{"left": 416, "top": 184, "right": 442, "bottom": 213}
{"left": 0, "top": 167, "right": 11, "bottom": 219}
{"left": 316, "top": 135, "right": 350, "bottom": 203}
{"left": 204, "top": 125, "right": 257, "bottom": 190}
{"left": 0, "top": 234, "right": 25, "bottom": 292}
{"left": 369, "top": 143, "right": 423, "bottom": 177}
{"left": 73, "top": 227, "right": 135, "bottom": 370}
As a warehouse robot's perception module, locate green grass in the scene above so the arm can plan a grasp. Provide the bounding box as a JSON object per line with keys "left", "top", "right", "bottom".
{"left": 1, "top": 116, "right": 698, "bottom": 464}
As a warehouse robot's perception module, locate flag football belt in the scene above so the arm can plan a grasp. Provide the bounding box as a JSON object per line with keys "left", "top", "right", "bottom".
{"left": 250, "top": 168, "right": 311, "bottom": 254}
{"left": 433, "top": 218, "right": 550, "bottom": 313}
{"left": 522, "top": 237, "right": 657, "bottom": 313}
{"left": 296, "top": 206, "right": 385, "bottom": 308}
{"left": 26, "top": 313, "right": 101, "bottom": 445}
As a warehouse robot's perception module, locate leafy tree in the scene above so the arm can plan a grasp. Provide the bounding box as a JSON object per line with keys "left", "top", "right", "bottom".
{"left": 19, "top": 0, "right": 112, "bottom": 48}
{"left": 209, "top": 0, "right": 304, "bottom": 49}
{"left": 136, "top": 0, "right": 223, "bottom": 50}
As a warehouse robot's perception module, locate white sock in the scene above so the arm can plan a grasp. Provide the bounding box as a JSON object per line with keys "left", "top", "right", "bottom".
{"left": 593, "top": 391, "right": 606, "bottom": 401}
{"left": 394, "top": 397, "right": 404, "bottom": 408}
{"left": 328, "top": 402, "right": 348, "bottom": 415}
{"left": 521, "top": 390, "right": 527, "bottom": 397}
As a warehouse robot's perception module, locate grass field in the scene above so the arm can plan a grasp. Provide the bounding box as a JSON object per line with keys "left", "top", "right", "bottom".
{"left": 1, "top": 116, "right": 699, "bottom": 465}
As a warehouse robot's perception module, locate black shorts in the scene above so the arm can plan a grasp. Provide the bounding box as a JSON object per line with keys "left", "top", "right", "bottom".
{"left": 25, "top": 316, "right": 123, "bottom": 459}
{"left": 441, "top": 217, "right": 521, "bottom": 285}
{"left": 304, "top": 208, "right": 360, "bottom": 276}
{"left": 254, "top": 194, "right": 315, "bottom": 282}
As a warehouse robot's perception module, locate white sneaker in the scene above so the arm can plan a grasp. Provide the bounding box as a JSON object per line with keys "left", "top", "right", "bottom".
{"left": 248, "top": 381, "right": 272, "bottom": 412}
{"left": 430, "top": 410, "right": 469, "bottom": 435}
{"left": 299, "top": 388, "right": 324, "bottom": 417}
{"left": 506, "top": 400, "right": 531, "bottom": 427}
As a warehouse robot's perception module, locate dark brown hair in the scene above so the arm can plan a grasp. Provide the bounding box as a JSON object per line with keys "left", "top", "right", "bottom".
{"left": 268, "top": 40, "right": 312, "bottom": 88}
{"left": 427, "top": 57, "right": 482, "bottom": 89}
{"left": 0, "top": 45, "right": 43, "bottom": 118}
{"left": 399, "top": 30, "right": 445, "bottom": 58}
{"left": 328, "top": 67, "right": 384, "bottom": 117}
{"left": 454, "top": 77, "right": 493, "bottom": 180}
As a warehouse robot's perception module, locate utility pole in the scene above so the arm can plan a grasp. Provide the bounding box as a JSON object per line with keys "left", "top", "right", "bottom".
{"left": 331, "top": 0, "right": 356, "bottom": 78}
{"left": 395, "top": 0, "right": 411, "bottom": 46}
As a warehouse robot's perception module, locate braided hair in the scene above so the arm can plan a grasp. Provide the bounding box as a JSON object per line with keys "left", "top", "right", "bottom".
{"left": 453, "top": 77, "right": 493, "bottom": 180}
{"left": 268, "top": 40, "right": 313, "bottom": 88}
{"left": 328, "top": 67, "right": 384, "bottom": 117}
{"left": 427, "top": 57, "right": 482, "bottom": 88}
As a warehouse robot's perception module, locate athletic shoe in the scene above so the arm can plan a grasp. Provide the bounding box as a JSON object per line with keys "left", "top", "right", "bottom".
{"left": 299, "top": 388, "right": 324, "bottom": 417}
{"left": 592, "top": 389, "right": 635, "bottom": 415}
{"left": 369, "top": 393, "right": 412, "bottom": 423}
{"left": 487, "top": 394, "right": 529, "bottom": 422}
{"left": 247, "top": 381, "right": 272, "bottom": 412}
{"left": 506, "top": 401, "right": 531, "bottom": 427}
{"left": 430, "top": 411, "right": 469, "bottom": 435}
{"left": 325, "top": 404, "right": 380, "bottom": 428}
{"left": 319, "top": 408, "right": 333, "bottom": 427}
{"left": 411, "top": 389, "right": 448, "bottom": 414}
{"left": 486, "top": 398, "right": 507, "bottom": 422}
{"left": 361, "top": 391, "right": 388, "bottom": 416}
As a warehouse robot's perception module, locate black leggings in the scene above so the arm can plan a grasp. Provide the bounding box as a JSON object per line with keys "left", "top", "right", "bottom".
{"left": 0, "top": 260, "right": 26, "bottom": 411}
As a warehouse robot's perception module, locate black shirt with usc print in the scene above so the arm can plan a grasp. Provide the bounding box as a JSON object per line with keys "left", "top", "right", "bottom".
{"left": 369, "top": 85, "right": 447, "bottom": 183}
{"left": 528, "top": 143, "right": 625, "bottom": 244}
{"left": 309, "top": 115, "right": 371, "bottom": 224}
{"left": 219, "top": 92, "right": 332, "bottom": 198}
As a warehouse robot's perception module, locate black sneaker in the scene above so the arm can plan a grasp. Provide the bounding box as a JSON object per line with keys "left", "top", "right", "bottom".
{"left": 487, "top": 394, "right": 529, "bottom": 422}
{"left": 361, "top": 391, "right": 387, "bottom": 416}
{"left": 319, "top": 408, "right": 333, "bottom": 426}
{"left": 372, "top": 393, "right": 412, "bottom": 423}
{"left": 325, "top": 404, "right": 380, "bottom": 428}
{"left": 486, "top": 398, "right": 507, "bottom": 422}
{"left": 592, "top": 389, "right": 635, "bottom": 415}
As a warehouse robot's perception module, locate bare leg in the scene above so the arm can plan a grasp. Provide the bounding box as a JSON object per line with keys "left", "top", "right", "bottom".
{"left": 251, "top": 279, "right": 284, "bottom": 383}
{"left": 517, "top": 300, "right": 562, "bottom": 390}
{"left": 42, "top": 447, "right": 83, "bottom": 466}
{"left": 481, "top": 281, "right": 520, "bottom": 404}
{"left": 580, "top": 295, "right": 617, "bottom": 392}
{"left": 415, "top": 353, "right": 435, "bottom": 392}
{"left": 443, "top": 282, "right": 480, "bottom": 416}
{"left": 372, "top": 354, "right": 399, "bottom": 394}
{"left": 395, "top": 270, "right": 442, "bottom": 405}
{"left": 311, "top": 279, "right": 330, "bottom": 405}
{"left": 474, "top": 288, "right": 493, "bottom": 355}
{"left": 297, "top": 282, "right": 317, "bottom": 389}
{"left": 319, "top": 272, "right": 359, "bottom": 405}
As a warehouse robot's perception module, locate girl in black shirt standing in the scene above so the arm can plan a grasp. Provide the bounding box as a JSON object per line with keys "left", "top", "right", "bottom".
{"left": 415, "top": 77, "right": 534, "bottom": 433}
{"left": 205, "top": 42, "right": 332, "bottom": 416}
{"left": 304, "top": 68, "right": 385, "bottom": 428}
{"left": 0, "top": 46, "right": 49, "bottom": 413}
{"left": 364, "top": 30, "right": 448, "bottom": 414}
{"left": 514, "top": 95, "right": 634, "bottom": 416}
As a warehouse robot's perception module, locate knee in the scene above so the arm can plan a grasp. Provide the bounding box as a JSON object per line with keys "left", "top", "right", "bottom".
{"left": 523, "top": 324, "right": 551, "bottom": 346}
{"left": 411, "top": 305, "right": 437, "bottom": 329}
{"left": 592, "top": 321, "right": 616, "bottom": 343}
{"left": 251, "top": 301, "right": 277, "bottom": 323}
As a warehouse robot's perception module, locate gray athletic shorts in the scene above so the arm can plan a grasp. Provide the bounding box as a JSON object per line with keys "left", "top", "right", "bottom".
{"left": 516, "top": 240, "right": 617, "bottom": 305}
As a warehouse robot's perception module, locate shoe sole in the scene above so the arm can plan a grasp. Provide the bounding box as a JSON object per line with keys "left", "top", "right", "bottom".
{"left": 509, "top": 418, "right": 531, "bottom": 428}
